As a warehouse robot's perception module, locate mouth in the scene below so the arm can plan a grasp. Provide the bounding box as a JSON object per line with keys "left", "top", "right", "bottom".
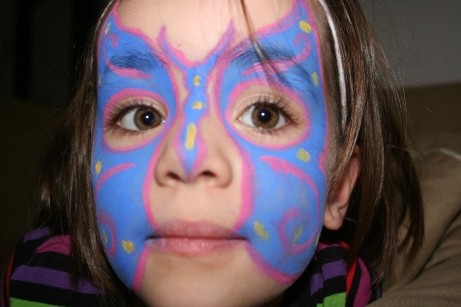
{"left": 147, "top": 221, "right": 246, "bottom": 256}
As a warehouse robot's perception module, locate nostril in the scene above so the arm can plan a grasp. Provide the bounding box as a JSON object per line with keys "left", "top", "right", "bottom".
{"left": 167, "top": 172, "right": 181, "bottom": 181}
{"left": 202, "top": 171, "right": 215, "bottom": 177}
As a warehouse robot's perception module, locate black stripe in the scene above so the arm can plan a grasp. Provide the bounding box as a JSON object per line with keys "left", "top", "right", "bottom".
{"left": 11, "top": 280, "right": 105, "bottom": 306}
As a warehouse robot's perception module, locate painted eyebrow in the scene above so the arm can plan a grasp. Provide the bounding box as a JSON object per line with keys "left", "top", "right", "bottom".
{"left": 231, "top": 44, "right": 295, "bottom": 68}
{"left": 106, "top": 50, "right": 165, "bottom": 74}
{"left": 231, "top": 43, "right": 310, "bottom": 86}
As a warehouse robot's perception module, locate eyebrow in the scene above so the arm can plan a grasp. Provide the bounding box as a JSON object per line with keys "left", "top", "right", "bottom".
{"left": 233, "top": 43, "right": 294, "bottom": 65}
{"left": 105, "top": 50, "right": 165, "bottom": 75}
{"left": 231, "top": 43, "right": 310, "bottom": 85}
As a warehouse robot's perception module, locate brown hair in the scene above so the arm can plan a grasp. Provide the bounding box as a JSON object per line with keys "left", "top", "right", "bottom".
{"left": 310, "top": 0, "right": 424, "bottom": 281}
{"left": 32, "top": 0, "right": 423, "bottom": 302}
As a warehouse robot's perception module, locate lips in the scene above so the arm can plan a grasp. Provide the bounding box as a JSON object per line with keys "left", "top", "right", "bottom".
{"left": 148, "top": 221, "right": 246, "bottom": 256}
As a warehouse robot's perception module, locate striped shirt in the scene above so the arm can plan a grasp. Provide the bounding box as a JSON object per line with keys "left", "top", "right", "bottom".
{"left": 2, "top": 228, "right": 379, "bottom": 306}
{"left": 1, "top": 228, "right": 104, "bottom": 306}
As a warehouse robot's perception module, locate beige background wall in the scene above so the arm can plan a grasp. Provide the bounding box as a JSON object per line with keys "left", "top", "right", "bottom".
{"left": 361, "top": 0, "right": 461, "bottom": 87}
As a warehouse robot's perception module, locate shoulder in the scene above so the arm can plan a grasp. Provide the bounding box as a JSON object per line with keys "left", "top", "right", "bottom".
{"left": 2, "top": 228, "right": 105, "bottom": 306}
{"left": 283, "top": 241, "right": 380, "bottom": 307}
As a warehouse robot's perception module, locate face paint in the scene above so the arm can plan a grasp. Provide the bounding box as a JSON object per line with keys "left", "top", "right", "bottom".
{"left": 92, "top": 0, "right": 328, "bottom": 293}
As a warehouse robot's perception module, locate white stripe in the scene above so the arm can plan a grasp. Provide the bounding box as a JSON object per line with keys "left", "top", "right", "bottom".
{"left": 316, "top": 0, "right": 347, "bottom": 130}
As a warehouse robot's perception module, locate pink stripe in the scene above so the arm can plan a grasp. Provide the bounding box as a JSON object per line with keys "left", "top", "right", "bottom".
{"left": 36, "top": 235, "right": 71, "bottom": 256}
{"left": 96, "top": 162, "right": 135, "bottom": 194}
{"left": 245, "top": 244, "right": 299, "bottom": 284}
{"left": 233, "top": 151, "right": 254, "bottom": 230}
{"left": 353, "top": 258, "right": 372, "bottom": 306}
{"left": 277, "top": 208, "right": 318, "bottom": 254}
{"left": 132, "top": 246, "right": 150, "bottom": 293}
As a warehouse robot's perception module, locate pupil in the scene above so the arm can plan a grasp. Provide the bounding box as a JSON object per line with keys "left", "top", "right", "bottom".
{"left": 141, "top": 111, "right": 155, "bottom": 125}
{"left": 258, "top": 108, "right": 272, "bottom": 123}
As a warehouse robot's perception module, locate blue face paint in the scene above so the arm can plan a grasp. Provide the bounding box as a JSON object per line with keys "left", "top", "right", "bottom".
{"left": 93, "top": 0, "right": 328, "bottom": 291}
{"left": 214, "top": 5, "right": 328, "bottom": 283}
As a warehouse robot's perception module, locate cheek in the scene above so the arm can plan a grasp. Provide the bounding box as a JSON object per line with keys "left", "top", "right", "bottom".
{"left": 234, "top": 142, "right": 327, "bottom": 284}
{"left": 92, "top": 114, "right": 167, "bottom": 290}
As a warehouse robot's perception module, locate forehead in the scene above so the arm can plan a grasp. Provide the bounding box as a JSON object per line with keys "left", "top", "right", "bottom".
{"left": 117, "top": 0, "right": 295, "bottom": 62}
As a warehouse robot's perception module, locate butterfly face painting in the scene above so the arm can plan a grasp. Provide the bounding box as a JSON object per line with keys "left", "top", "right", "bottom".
{"left": 92, "top": 0, "right": 329, "bottom": 305}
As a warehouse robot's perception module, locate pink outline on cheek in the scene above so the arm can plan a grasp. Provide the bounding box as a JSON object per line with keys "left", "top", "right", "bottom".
{"left": 233, "top": 151, "right": 254, "bottom": 231}
{"left": 97, "top": 212, "right": 118, "bottom": 257}
{"left": 277, "top": 208, "right": 318, "bottom": 254}
{"left": 95, "top": 162, "right": 136, "bottom": 196}
{"left": 245, "top": 247, "right": 300, "bottom": 284}
{"left": 132, "top": 246, "right": 150, "bottom": 293}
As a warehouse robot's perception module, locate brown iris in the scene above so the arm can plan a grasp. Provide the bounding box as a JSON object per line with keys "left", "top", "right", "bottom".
{"left": 132, "top": 106, "right": 163, "bottom": 131}
{"left": 251, "top": 104, "right": 280, "bottom": 129}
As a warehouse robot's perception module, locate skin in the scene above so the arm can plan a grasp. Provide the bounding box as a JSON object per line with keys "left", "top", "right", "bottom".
{"left": 92, "top": 0, "right": 359, "bottom": 306}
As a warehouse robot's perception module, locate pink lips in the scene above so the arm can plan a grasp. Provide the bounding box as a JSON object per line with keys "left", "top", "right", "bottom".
{"left": 148, "top": 221, "right": 246, "bottom": 256}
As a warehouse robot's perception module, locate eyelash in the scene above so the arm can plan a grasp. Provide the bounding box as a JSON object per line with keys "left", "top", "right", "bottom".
{"left": 241, "top": 94, "right": 298, "bottom": 134}
{"left": 104, "top": 94, "right": 298, "bottom": 137}
{"left": 105, "top": 98, "right": 163, "bottom": 135}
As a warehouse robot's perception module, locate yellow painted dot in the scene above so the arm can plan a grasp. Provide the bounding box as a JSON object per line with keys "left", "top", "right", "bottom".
{"left": 253, "top": 222, "right": 269, "bottom": 240}
{"left": 296, "top": 149, "right": 311, "bottom": 162}
{"left": 95, "top": 161, "right": 103, "bottom": 175}
{"left": 192, "top": 101, "right": 204, "bottom": 110}
{"left": 105, "top": 22, "right": 111, "bottom": 35}
{"left": 299, "top": 20, "right": 312, "bottom": 33}
{"left": 293, "top": 227, "right": 303, "bottom": 243}
{"left": 122, "top": 240, "right": 135, "bottom": 254}
{"left": 101, "top": 230, "right": 108, "bottom": 245}
{"left": 185, "top": 123, "right": 197, "bottom": 151}
{"left": 193, "top": 75, "right": 201, "bottom": 87}
{"left": 312, "top": 72, "right": 319, "bottom": 86}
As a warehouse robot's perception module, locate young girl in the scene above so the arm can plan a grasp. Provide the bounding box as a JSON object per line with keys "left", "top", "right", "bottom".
{"left": 2, "top": 0, "right": 424, "bottom": 306}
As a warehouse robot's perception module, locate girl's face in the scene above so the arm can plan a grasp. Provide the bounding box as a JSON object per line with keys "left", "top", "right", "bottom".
{"left": 93, "top": 0, "right": 330, "bottom": 305}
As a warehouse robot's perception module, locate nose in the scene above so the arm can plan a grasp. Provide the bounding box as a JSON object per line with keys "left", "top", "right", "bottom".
{"left": 154, "top": 133, "right": 234, "bottom": 188}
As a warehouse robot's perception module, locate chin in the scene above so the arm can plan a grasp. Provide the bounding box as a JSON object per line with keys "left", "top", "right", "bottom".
{"left": 137, "top": 246, "right": 288, "bottom": 307}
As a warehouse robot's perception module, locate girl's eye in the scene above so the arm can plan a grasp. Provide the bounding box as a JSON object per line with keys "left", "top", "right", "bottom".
{"left": 118, "top": 106, "right": 164, "bottom": 131}
{"left": 240, "top": 103, "right": 287, "bottom": 130}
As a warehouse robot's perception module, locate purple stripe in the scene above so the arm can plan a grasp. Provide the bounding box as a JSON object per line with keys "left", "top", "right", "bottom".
{"left": 23, "top": 228, "right": 52, "bottom": 242}
{"left": 310, "top": 260, "right": 347, "bottom": 294}
{"left": 11, "top": 265, "right": 101, "bottom": 295}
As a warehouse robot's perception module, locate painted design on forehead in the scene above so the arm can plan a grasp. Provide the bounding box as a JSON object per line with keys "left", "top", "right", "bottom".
{"left": 153, "top": 25, "right": 235, "bottom": 174}
{"left": 212, "top": 0, "right": 329, "bottom": 283}
{"left": 92, "top": 0, "right": 328, "bottom": 290}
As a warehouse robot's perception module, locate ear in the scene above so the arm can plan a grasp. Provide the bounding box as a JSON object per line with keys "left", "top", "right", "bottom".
{"left": 323, "top": 146, "right": 361, "bottom": 230}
